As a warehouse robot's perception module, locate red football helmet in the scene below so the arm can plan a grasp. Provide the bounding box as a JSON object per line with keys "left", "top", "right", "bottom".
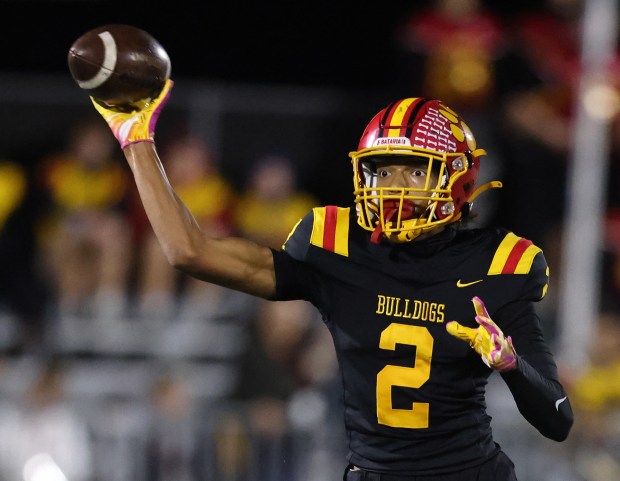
{"left": 349, "top": 98, "right": 500, "bottom": 243}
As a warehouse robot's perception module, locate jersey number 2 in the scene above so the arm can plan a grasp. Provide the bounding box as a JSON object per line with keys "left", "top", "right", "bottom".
{"left": 376, "top": 323, "right": 433, "bottom": 428}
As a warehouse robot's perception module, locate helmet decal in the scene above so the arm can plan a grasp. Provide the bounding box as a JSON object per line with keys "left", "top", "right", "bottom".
{"left": 411, "top": 106, "right": 458, "bottom": 152}
{"left": 372, "top": 137, "right": 411, "bottom": 147}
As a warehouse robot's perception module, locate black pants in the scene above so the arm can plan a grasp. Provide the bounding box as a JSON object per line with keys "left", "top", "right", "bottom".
{"left": 343, "top": 451, "right": 517, "bottom": 481}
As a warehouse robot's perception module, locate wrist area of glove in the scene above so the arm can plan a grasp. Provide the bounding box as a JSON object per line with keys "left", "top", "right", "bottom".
{"left": 488, "top": 338, "right": 518, "bottom": 372}
{"left": 121, "top": 135, "right": 155, "bottom": 150}
{"left": 490, "top": 354, "right": 518, "bottom": 372}
{"left": 122, "top": 138, "right": 154, "bottom": 149}
{"left": 499, "top": 354, "right": 522, "bottom": 376}
{"left": 93, "top": 105, "right": 156, "bottom": 149}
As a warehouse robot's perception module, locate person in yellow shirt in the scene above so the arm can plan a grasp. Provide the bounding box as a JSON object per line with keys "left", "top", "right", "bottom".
{"left": 569, "top": 312, "right": 620, "bottom": 430}
{"left": 134, "top": 135, "right": 238, "bottom": 321}
{"left": 39, "top": 118, "right": 131, "bottom": 320}
{"left": 567, "top": 312, "right": 620, "bottom": 479}
{"left": 235, "top": 155, "right": 318, "bottom": 249}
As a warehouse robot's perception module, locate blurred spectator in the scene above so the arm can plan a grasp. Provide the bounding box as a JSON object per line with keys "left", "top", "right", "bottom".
{"left": 234, "top": 299, "right": 318, "bottom": 403}
{"left": 608, "top": 117, "right": 620, "bottom": 214}
{"left": 567, "top": 311, "right": 620, "bottom": 480}
{"left": 133, "top": 135, "right": 238, "bottom": 321}
{"left": 212, "top": 299, "right": 338, "bottom": 481}
{"left": 569, "top": 312, "right": 620, "bottom": 424}
{"left": 494, "top": 0, "right": 585, "bottom": 246}
{"left": 234, "top": 155, "right": 318, "bottom": 249}
{"left": 145, "top": 373, "right": 201, "bottom": 481}
{"left": 0, "top": 159, "right": 50, "bottom": 353}
{"left": 0, "top": 360, "right": 94, "bottom": 481}
{"left": 38, "top": 118, "right": 132, "bottom": 321}
{"left": 390, "top": 0, "right": 508, "bottom": 225}
{"left": 602, "top": 210, "right": 620, "bottom": 313}
{"left": 88, "top": 392, "right": 148, "bottom": 481}
{"left": 602, "top": 120, "right": 620, "bottom": 315}
{"left": 494, "top": 0, "right": 620, "bottom": 345}
{"left": 392, "top": 0, "right": 507, "bottom": 112}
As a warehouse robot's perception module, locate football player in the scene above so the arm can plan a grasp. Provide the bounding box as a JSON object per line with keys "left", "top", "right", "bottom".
{"left": 90, "top": 82, "right": 573, "bottom": 481}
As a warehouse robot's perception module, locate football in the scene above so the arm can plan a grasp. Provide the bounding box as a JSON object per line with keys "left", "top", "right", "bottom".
{"left": 67, "top": 24, "right": 171, "bottom": 111}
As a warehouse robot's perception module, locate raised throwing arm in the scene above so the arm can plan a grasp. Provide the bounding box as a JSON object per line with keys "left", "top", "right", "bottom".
{"left": 92, "top": 80, "right": 277, "bottom": 299}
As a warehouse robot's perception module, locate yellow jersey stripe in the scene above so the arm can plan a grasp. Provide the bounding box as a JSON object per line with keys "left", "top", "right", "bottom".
{"left": 514, "top": 244, "right": 543, "bottom": 274}
{"left": 310, "top": 207, "right": 326, "bottom": 248}
{"left": 309, "top": 206, "right": 349, "bottom": 257}
{"left": 488, "top": 233, "right": 521, "bottom": 275}
{"left": 334, "top": 207, "right": 350, "bottom": 256}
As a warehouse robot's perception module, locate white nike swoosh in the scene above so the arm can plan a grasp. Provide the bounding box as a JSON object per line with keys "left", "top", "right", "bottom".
{"left": 555, "top": 396, "right": 567, "bottom": 411}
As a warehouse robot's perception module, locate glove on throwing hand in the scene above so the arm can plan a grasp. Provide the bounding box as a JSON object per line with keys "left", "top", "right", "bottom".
{"left": 446, "top": 296, "right": 517, "bottom": 372}
{"left": 91, "top": 79, "right": 173, "bottom": 149}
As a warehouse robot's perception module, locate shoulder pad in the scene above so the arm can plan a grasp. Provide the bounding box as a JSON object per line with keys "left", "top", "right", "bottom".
{"left": 488, "top": 232, "right": 549, "bottom": 300}
{"left": 309, "top": 206, "right": 351, "bottom": 257}
{"left": 282, "top": 206, "right": 351, "bottom": 260}
{"left": 488, "top": 232, "right": 542, "bottom": 275}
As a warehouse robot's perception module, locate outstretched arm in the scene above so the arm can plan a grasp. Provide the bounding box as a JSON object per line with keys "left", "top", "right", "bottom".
{"left": 93, "top": 81, "right": 277, "bottom": 299}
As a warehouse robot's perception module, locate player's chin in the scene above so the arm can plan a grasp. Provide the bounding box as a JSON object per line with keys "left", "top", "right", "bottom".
{"left": 382, "top": 199, "right": 417, "bottom": 217}
{"left": 403, "top": 200, "right": 428, "bottom": 220}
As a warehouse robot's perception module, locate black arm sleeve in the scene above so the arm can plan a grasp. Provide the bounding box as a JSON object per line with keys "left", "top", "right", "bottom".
{"left": 496, "top": 300, "right": 574, "bottom": 441}
{"left": 271, "top": 249, "right": 322, "bottom": 305}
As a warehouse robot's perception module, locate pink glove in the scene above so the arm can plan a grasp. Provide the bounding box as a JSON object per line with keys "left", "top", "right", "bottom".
{"left": 446, "top": 296, "right": 517, "bottom": 372}
{"left": 91, "top": 79, "right": 173, "bottom": 148}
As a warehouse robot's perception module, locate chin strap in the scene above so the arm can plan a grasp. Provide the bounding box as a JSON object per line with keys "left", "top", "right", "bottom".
{"left": 371, "top": 207, "right": 398, "bottom": 244}
{"left": 370, "top": 201, "right": 416, "bottom": 244}
{"left": 370, "top": 224, "right": 384, "bottom": 244}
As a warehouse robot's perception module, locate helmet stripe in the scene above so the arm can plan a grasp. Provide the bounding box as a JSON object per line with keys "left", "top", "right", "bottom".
{"left": 384, "top": 98, "right": 417, "bottom": 138}
{"left": 378, "top": 101, "right": 398, "bottom": 138}
{"left": 403, "top": 98, "right": 429, "bottom": 139}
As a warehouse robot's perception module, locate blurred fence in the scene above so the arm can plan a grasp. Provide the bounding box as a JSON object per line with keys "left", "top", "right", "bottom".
{"left": 0, "top": 72, "right": 387, "bottom": 205}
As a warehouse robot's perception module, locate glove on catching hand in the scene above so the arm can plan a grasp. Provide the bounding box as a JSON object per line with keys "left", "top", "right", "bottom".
{"left": 446, "top": 296, "right": 517, "bottom": 372}
{"left": 91, "top": 79, "right": 174, "bottom": 149}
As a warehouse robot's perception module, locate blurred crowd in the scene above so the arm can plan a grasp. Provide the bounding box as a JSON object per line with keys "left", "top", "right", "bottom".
{"left": 0, "top": 1, "right": 619, "bottom": 480}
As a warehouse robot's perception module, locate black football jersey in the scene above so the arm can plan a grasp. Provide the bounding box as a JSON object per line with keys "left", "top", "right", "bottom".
{"left": 272, "top": 206, "right": 572, "bottom": 475}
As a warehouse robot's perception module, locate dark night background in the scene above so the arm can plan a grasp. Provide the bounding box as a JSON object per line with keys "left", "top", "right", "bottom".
{"left": 1, "top": 1, "right": 539, "bottom": 88}
{"left": 0, "top": 0, "right": 555, "bottom": 208}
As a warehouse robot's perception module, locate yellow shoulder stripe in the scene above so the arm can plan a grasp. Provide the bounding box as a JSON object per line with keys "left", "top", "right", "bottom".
{"left": 310, "top": 206, "right": 350, "bottom": 257}
{"left": 488, "top": 232, "right": 541, "bottom": 275}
